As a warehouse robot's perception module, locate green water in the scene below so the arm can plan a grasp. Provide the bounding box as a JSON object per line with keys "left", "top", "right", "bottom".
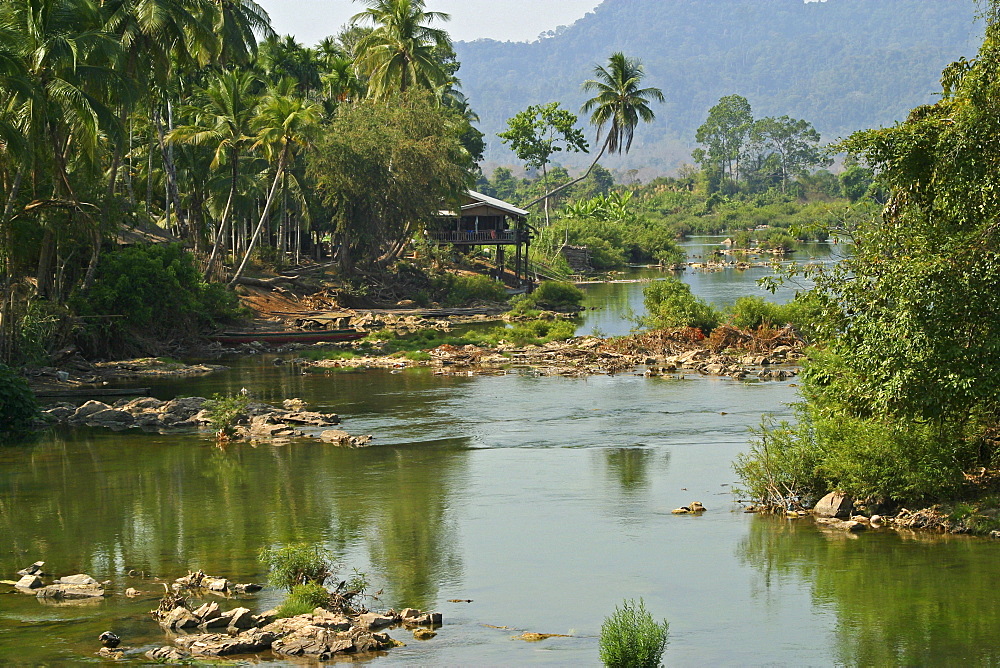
{"left": 4, "top": 240, "right": 1000, "bottom": 666}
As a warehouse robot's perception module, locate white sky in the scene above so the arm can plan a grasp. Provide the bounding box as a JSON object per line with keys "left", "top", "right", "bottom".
{"left": 255, "top": 0, "right": 602, "bottom": 46}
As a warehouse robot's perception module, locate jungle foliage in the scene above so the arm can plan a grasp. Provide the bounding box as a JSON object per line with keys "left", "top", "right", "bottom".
{"left": 737, "top": 2, "right": 1000, "bottom": 508}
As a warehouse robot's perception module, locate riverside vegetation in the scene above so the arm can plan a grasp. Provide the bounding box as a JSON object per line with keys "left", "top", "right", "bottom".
{"left": 734, "top": 0, "right": 1000, "bottom": 528}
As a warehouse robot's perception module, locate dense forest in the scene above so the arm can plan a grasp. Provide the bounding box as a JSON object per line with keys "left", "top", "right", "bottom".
{"left": 457, "top": 0, "right": 983, "bottom": 173}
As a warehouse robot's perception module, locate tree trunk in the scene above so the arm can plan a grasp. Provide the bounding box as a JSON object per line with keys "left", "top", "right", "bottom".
{"left": 525, "top": 138, "right": 610, "bottom": 210}
{"left": 154, "top": 104, "right": 186, "bottom": 236}
{"left": 202, "top": 154, "right": 239, "bottom": 281}
{"left": 229, "top": 148, "right": 289, "bottom": 288}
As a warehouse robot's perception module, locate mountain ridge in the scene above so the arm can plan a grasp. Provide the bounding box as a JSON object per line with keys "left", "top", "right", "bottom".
{"left": 455, "top": 0, "right": 983, "bottom": 175}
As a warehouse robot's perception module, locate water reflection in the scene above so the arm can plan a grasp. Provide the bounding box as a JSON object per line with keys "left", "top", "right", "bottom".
{"left": 601, "top": 446, "right": 669, "bottom": 494}
{"left": 738, "top": 516, "right": 1000, "bottom": 665}
{"left": 0, "top": 428, "right": 470, "bottom": 613}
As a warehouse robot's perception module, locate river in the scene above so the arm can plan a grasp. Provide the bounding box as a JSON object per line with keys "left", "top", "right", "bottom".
{"left": 3, "top": 238, "right": 1000, "bottom": 666}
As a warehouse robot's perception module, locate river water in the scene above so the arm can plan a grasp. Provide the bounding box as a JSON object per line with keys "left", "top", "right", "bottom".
{"left": 3, "top": 238, "right": 1000, "bottom": 666}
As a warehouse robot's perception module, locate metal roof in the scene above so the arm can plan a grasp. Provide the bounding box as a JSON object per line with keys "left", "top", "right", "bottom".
{"left": 462, "top": 190, "right": 529, "bottom": 217}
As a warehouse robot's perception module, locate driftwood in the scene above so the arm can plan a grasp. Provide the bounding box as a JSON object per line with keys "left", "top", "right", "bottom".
{"left": 234, "top": 275, "right": 301, "bottom": 289}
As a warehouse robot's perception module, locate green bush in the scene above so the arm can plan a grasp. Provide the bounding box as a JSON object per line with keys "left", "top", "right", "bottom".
{"left": 259, "top": 543, "right": 333, "bottom": 592}
{"left": 0, "top": 363, "right": 38, "bottom": 439}
{"left": 726, "top": 294, "right": 824, "bottom": 339}
{"left": 438, "top": 273, "right": 507, "bottom": 306}
{"left": 599, "top": 598, "right": 669, "bottom": 668}
{"left": 276, "top": 583, "right": 331, "bottom": 618}
{"left": 205, "top": 392, "right": 250, "bottom": 439}
{"left": 72, "top": 243, "right": 245, "bottom": 355}
{"left": 512, "top": 281, "right": 585, "bottom": 313}
{"left": 735, "top": 402, "right": 982, "bottom": 508}
{"left": 642, "top": 278, "right": 720, "bottom": 332}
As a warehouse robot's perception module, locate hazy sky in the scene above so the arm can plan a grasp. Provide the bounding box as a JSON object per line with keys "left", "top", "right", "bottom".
{"left": 256, "top": 0, "right": 601, "bottom": 46}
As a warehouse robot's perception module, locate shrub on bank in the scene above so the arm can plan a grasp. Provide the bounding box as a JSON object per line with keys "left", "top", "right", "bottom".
{"left": 259, "top": 543, "right": 333, "bottom": 592}
{"left": 727, "top": 294, "right": 825, "bottom": 340}
{"left": 72, "top": 244, "right": 244, "bottom": 356}
{"left": 599, "top": 598, "right": 669, "bottom": 668}
{"left": 437, "top": 273, "right": 508, "bottom": 306}
{"left": 642, "top": 278, "right": 720, "bottom": 332}
{"left": 276, "top": 583, "right": 332, "bottom": 618}
{"left": 512, "top": 281, "right": 585, "bottom": 313}
{"left": 0, "top": 363, "right": 38, "bottom": 439}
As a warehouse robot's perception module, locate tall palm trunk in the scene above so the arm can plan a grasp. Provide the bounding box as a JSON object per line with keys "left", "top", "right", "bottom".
{"left": 154, "top": 105, "right": 186, "bottom": 235}
{"left": 229, "top": 146, "right": 288, "bottom": 287}
{"left": 203, "top": 154, "right": 239, "bottom": 280}
{"left": 526, "top": 137, "right": 610, "bottom": 211}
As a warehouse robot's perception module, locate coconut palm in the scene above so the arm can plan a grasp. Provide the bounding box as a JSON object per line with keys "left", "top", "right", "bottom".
{"left": 169, "top": 68, "right": 261, "bottom": 279}
{"left": 350, "top": 0, "right": 451, "bottom": 100}
{"left": 526, "top": 52, "right": 663, "bottom": 209}
{"left": 0, "top": 0, "right": 122, "bottom": 295}
{"left": 582, "top": 51, "right": 664, "bottom": 159}
{"left": 229, "top": 90, "right": 321, "bottom": 286}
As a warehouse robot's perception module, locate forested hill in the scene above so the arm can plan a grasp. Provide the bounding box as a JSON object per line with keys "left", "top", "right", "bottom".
{"left": 456, "top": 0, "right": 982, "bottom": 174}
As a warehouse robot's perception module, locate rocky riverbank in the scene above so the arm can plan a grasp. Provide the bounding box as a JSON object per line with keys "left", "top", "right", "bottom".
{"left": 304, "top": 328, "right": 804, "bottom": 380}
{"left": 39, "top": 396, "right": 373, "bottom": 446}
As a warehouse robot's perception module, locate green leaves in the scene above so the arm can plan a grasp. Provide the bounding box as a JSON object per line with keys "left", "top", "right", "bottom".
{"left": 498, "top": 101, "right": 588, "bottom": 172}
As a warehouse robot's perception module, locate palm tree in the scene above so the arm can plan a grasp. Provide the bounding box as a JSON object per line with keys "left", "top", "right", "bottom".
{"left": 526, "top": 52, "right": 664, "bottom": 209}
{"left": 1, "top": 0, "right": 122, "bottom": 296}
{"left": 582, "top": 52, "right": 664, "bottom": 159}
{"left": 229, "top": 90, "right": 320, "bottom": 286}
{"left": 350, "top": 0, "right": 451, "bottom": 100}
{"left": 169, "top": 69, "right": 260, "bottom": 279}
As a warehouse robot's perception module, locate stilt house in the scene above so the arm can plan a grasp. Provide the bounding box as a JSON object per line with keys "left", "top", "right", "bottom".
{"left": 428, "top": 190, "right": 533, "bottom": 285}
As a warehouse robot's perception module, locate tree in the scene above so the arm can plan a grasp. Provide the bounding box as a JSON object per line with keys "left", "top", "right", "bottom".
{"left": 229, "top": 90, "right": 321, "bottom": 286}
{"left": 307, "top": 91, "right": 469, "bottom": 272}
{"left": 737, "top": 0, "right": 1000, "bottom": 506}
{"left": 582, "top": 52, "right": 665, "bottom": 158}
{"left": 749, "top": 115, "right": 828, "bottom": 193}
{"left": 498, "top": 102, "right": 587, "bottom": 228}
{"left": 523, "top": 52, "right": 662, "bottom": 210}
{"left": 169, "top": 69, "right": 261, "bottom": 279}
{"left": 693, "top": 94, "right": 753, "bottom": 183}
{"left": 351, "top": 0, "right": 452, "bottom": 100}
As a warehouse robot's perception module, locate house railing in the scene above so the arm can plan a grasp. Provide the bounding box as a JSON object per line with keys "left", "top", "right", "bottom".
{"left": 428, "top": 230, "right": 518, "bottom": 243}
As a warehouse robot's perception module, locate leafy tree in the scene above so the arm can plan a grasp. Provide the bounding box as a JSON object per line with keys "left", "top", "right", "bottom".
{"left": 737, "top": 0, "right": 1000, "bottom": 506}
{"left": 749, "top": 115, "right": 829, "bottom": 193}
{"left": 693, "top": 94, "right": 753, "bottom": 183}
{"left": 308, "top": 91, "right": 470, "bottom": 272}
{"left": 498, "top": 101, "right": 587, "bottom": 227}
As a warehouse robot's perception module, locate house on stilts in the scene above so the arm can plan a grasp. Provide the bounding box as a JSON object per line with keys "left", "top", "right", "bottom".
{"left": 427, "top": 190, "right": 534, "bottom": 287}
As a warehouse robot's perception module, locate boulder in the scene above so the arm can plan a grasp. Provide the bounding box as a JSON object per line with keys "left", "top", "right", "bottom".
{"left": 176, "top": 630, "right": 279, "bottom": 656}
{"left": 42, "top": 405, "right": 76, "bottom": 421}
{"left": 813, "top": 492, "right": 854, "bottom": 519}
{"left": 55, "top": 574, "right": 98, "bottom": 585}
{"left": 201, "top": 576, "right": 229, "bottom": 592}
{"left": 16, "top": 561, "right": 45, "bottom": 576}
{"left": 357, "top": 612, "right": 397, "bottom": 630}
{"left": 73, "top": 401, "right": 111, "bottom": 420}
{"left": 145, "top": 646, "right": 190, "bottom": 662}
{"left": 84, "top": 409, "right": 135, "bottom": 427}
{"left": 35, "top": 583, "right": 105, "bottom": 599}
{"left": 162, "top": 606, "right": 201, "bottom": 631}
{"left": 228, "top": 607, "right": 256, "bottom": 630}
{"left": 14, "top": 574, "right": 43, "bottom": 590}
{"left": 413, "top": 628, "right": 437, "bottom": 640}
{"left": 192, "top": 601, "right": 221, "bottom": 622}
